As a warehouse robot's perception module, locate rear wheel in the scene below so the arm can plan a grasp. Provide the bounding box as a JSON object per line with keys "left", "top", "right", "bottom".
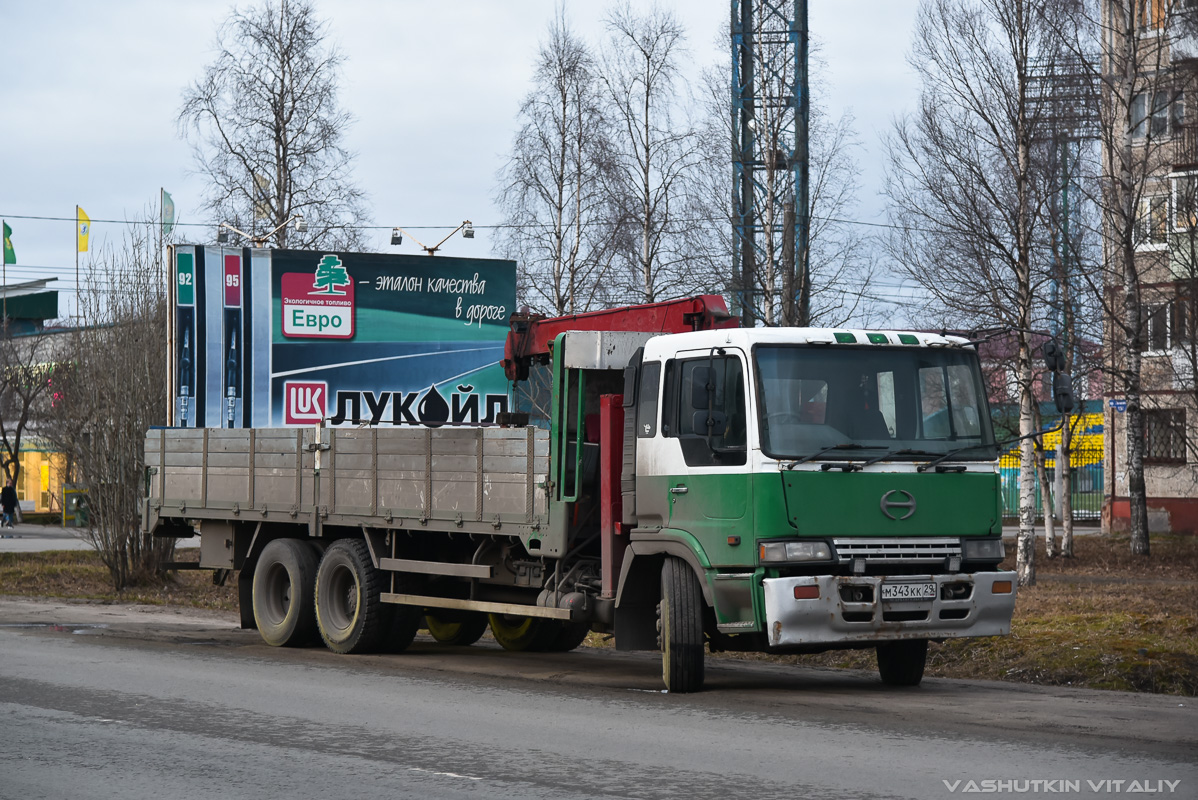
{"left": 876, "top": 639, "right": 928, "bottom": 686}
{"left": 380, "top": 602, "right": 421, "bottom": 653}
{"left": 315, "top": 539, "right": 387, "bottom": 654}
{"left": 425, "top": 612, "right": 488, "bottom": 646}
{"left": 660, "top": 557, "right": 705, "bottom": 693}
{"left": 541, "top": 621, "right": 591, "bottom": 653}
{"left": 488, "top": 614, "right": 556, "bottom": 651}
{"left": 251, "top": 538, "right": 318, "bottom": 647}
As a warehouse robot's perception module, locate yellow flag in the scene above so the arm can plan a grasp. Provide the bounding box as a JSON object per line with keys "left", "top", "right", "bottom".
{"left": 77, "top": 206, "right": 90, "bottom": 253}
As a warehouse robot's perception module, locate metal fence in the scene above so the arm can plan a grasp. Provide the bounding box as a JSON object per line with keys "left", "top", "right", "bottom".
{"left": 1000, "top": 445, "right": 1104, "bottom": 523}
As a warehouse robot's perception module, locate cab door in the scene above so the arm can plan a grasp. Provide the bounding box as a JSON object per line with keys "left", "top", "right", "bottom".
{"left": 655, "top": 350, "right": 751, "bottom": 559}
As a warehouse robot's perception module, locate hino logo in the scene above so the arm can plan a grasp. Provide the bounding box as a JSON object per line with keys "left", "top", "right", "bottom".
{"left": 880, "top": 489, "right": 917, "bottom": 520}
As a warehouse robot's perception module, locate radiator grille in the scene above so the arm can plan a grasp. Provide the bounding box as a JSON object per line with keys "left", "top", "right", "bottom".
{"left": 833, "top": 537, "right": 960, "bottom": 563}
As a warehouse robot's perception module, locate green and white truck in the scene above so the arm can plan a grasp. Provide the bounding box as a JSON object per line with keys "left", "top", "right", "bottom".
{"left": 144, "top": 296, "right": 1018, "bottom": 692}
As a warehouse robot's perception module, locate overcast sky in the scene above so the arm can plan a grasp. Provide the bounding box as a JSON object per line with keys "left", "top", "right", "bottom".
{"left": 1, "top": 0, "right": 923, "bottom": 318}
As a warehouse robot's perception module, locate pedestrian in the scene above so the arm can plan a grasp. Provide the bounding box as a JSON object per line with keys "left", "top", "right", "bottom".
{"left": 1, "top": 479, "right": 18, "bottom": 531}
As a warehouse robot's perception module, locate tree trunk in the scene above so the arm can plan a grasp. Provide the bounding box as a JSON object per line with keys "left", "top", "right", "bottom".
{"left": 1030, "top": 401, "right": 1056, "bottom": 558}
{"left": 1016, "top": 337, "right": 1037, "bottom": 587}
{"left": 1124, "top": 244, "right": 1150, "bottom": 556}
{"left": 1060, "top": 412, "right": 1075, "bottom": 558}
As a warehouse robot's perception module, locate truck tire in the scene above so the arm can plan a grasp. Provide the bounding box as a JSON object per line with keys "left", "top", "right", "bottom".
{"left": 876, "top": 639, "right": 928, "bottom": 687}
{"left": 380, "top": 603, "right": 422, "bottom": 653}
{"left": 541, "top": 621, "right": 591, "bottom": 653}
{"left": 315, "top": 539, "right": 387, "bottom": 654}
{"left": 425, "top": 612, "right": 488, "bottom": 646}
{"left": 487, "top": 614, "right": 555, "bottom": 651}
{"left": 252, "top": 538, "right": 319, "bottom": 647}
{"left": 660, "top": 557, "right": 705, "bottom": 693}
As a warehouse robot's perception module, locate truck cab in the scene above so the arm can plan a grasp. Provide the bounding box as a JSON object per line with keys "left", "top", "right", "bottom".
{"left": 595, "top": 326, "right": 1016, "bottom": 689}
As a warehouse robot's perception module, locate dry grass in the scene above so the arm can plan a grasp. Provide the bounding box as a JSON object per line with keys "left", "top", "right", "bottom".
{"left": 2, "top": 533, "right": 1195, "bottom": 695}
{"left": 0, "top": 549, "right": 238, "bottom": 611}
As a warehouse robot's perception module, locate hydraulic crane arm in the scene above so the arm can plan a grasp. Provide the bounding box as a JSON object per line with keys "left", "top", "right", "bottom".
{"left": 502, "top": 295, "right": 738, "bottom": 381}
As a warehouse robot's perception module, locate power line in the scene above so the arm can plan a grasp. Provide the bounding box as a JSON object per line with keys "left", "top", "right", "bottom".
{"left": 1, "top": 209, "right": 948, "bottom": 235}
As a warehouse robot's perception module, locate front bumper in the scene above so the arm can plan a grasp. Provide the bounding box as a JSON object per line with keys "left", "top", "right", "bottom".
{"left": 762, "top": 571, "right": 1016, "bottom": 649}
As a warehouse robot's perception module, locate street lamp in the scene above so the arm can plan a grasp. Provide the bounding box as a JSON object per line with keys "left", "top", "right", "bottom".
{"left": 389, "top": 220, "right": 474, "bottom": 255}
{"left": 217, "top": 215, "right": 306, "bottom": 247}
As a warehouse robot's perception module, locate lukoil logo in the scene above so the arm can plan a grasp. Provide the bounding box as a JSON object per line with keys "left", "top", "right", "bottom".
{"left": 284, "top": 381, "right": 328, "bottom": 424}
{"left": 281, "top": 254, "right": 355, "bottom": 339}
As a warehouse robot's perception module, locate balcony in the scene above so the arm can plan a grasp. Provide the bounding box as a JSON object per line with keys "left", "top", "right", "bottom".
{"left": 1174, "top": 124, "right": 1198, "bottom": 169}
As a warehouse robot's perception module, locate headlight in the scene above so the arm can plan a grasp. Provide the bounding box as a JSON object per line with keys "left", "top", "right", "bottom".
{"left": 962, "top": 538, "right": 1005, "bottom": 561}
{"left": 759, "top": 540, "right": 832, "bottom": 563}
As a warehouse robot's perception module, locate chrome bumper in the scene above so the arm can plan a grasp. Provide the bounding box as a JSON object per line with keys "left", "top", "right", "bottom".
{"left": 762, "top": 571, "right": 1017, "bottom": 648}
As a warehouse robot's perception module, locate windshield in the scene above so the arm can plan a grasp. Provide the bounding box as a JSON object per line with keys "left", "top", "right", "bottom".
{"left": 754, "top": 345, "right": 997, "bottom": 460}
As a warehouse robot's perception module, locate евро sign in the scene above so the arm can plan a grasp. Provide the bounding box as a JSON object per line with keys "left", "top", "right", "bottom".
{"left": 281, "top": 263, "right": 355, "bottom": 338}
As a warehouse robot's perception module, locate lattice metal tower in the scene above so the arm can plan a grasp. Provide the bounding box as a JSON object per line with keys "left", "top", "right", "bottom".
{"left": 731, "top": 0, "right": 808, "bottom": 326}
{"left": 1028, "top": 54, "right": 1100, "bottom": 354}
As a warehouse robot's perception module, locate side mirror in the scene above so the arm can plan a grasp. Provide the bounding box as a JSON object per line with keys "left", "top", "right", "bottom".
{"left": 1053, "top": 372, "right": 1074, "bottom": 414}
{"left": 690, "top": 366, "right": 715, "bottom": 409}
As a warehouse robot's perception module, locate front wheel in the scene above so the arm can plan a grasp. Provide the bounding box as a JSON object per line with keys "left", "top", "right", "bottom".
{"left": 660, "top": 557, "right": 705, "bottom": 693}
{"left": 876, "top": 639, "right": 928, "bottom": 686}
{"left": 315, "top": 539, "right": 387, "bottom": 654}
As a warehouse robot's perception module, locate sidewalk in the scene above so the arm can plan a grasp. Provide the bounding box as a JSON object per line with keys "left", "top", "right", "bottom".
{"left": 1001, "top": 523, "right": 1101, "bottom": 539}
{"left": 0, "top": 523, "right": 197, "bottom": 553}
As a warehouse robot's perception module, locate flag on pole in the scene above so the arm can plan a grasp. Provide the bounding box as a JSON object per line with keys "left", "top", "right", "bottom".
{"left": 161, "top": 189, "right": 175, "bottom": 237}
{"left": 2, "top": 222, "right": 14, "bottom": 265}
{"left": 77, "top": 207, "right": 91, "bottom": 252}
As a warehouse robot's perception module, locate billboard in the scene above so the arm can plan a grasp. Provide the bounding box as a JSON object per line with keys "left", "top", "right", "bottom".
{"left": 171, "top": 246, "right": 516, "bottom": 429}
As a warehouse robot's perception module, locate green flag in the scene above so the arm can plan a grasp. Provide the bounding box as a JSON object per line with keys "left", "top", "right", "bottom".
{"left": 161, "top": 189, "right": 176, "bottom": 237}
{"left": 2, "top": 222, "right": 14, "bottom": 265}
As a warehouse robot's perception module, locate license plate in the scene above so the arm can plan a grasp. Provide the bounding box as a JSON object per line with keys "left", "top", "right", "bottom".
{"left": 881, "top": 582, "right": 936, "bottom": 602}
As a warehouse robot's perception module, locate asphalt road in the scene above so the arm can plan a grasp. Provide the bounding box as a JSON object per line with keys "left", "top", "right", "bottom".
{"left": 0, "top": 598, "right": 1194, "bottom": 800}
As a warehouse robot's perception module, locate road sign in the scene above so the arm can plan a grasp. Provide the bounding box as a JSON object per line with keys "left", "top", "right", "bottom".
{"left": 1108, "top": 399, "right": 1127, "bottom": 412}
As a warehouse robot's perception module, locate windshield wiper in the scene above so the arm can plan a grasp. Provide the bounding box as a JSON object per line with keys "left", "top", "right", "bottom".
{"left": 917, "top": 443, "right": 990, "bottom": 472}
{"left": 785, "top": 443, "right": 864, "bottom": 469}
{"left": 861, "top": 448, "right": 938, "bottom": 467}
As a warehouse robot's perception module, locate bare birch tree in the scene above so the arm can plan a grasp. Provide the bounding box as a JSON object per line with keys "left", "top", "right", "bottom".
{"left": 495, "top": 10, "right": 619, "bottom": 315}
{"left": 41, "top": 221, "right": 172, "bottom": 590}
{"left": 886, "top": 0, "right": 1064, "bottom": 585}
{"left": 600, "top": 3, "right": 703, "bottom": 303}
{"left": 179, "top": 0, "right": 368, "bottom": 249}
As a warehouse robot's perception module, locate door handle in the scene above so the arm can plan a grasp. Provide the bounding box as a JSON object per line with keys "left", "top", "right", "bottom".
{"left": 670, "top": 486, "right": 689, "bottom": 494}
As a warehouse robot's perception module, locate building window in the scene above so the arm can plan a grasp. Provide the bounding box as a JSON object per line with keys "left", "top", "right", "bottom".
{"left": 1137, "top": 0, "right": 1166, "bottom": 33}
{"left": 1173, "top": 173, "right": 1198, "bottom": 229}
{"left": 1136, "top": 194, "right": 1169, "bottom": 246}
{"left": 1175, "top": 295, "right": 1193, "bottom": 344}
{"left": 1140, "top": 295, "right": 1194, "bottom": 352}
{"left": 1133, "top": 91, "right": 1184, "bottom": 138}
{"left": 1144, "top": 408, "right": 1187, "bottom": 464}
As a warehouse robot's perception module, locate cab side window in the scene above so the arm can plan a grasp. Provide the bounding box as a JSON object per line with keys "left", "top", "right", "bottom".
{"left": 663, "top": 355, "right": 747, "bottom": 466}
{"left": 636, "top": 361, "right": 661, "bottom": 438}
